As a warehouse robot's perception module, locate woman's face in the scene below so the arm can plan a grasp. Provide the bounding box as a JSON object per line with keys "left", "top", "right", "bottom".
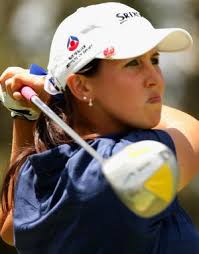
{"left": 88, "top": 48, "right": 164, "bottom": 131}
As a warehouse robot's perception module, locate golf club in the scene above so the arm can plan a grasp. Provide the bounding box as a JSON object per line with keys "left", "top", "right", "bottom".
{"left": 18, "top": 85, "right": 179, "bottom": 218}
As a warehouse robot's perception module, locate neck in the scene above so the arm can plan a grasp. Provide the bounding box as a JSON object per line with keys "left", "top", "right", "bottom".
{"left": 72, "top": 102, "right": 130, "bottom": 138}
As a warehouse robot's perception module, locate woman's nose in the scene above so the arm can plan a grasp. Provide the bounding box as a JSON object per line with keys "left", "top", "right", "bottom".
{"left": 143, "top": 64, "right": 163, "bottom": 88}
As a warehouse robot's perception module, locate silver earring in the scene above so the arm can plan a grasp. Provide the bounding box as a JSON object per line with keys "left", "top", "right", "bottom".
{"left": 89, "top": 98, "right": 93, "bottom": 107}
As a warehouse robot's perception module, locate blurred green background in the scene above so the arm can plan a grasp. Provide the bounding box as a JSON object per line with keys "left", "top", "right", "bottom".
{"left": 0, "top": 0, "right": 199, "bottom": 253}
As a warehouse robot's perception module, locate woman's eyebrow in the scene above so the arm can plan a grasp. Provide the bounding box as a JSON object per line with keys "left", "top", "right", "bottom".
{"left": 152, "top": 52, "right": 160, "bottom": 57}
{"left": 122, "top": 58, "right": 138, "bottom": 67}
{"left": 123, "top": 52, "right": 160, "bottom": 65}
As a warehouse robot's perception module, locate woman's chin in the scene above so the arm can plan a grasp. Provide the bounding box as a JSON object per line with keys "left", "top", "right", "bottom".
{"left": 143, "top": 117, "right": 161, "bottom": 129}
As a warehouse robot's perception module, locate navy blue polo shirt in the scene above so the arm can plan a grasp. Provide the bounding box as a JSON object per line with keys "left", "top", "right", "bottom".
{"left": 14, "top": 129, "right": 199, "bottom": 254}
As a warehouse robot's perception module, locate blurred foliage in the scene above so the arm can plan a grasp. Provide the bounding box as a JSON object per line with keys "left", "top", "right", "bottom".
{"left": 0, "top": 0, "right": 199, "bottom": 253}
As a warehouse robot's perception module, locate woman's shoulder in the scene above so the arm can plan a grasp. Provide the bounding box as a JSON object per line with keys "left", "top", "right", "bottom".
{"left": 23, "top": 128, "right": 175, "bottom": 173}
{"left": 97, "top": 128, "right": 176, "bottom": 155}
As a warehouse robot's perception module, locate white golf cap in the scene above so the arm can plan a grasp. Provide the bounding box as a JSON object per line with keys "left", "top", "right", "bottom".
{"left": 45, "top": 2, "right": 193, "bottom": 95}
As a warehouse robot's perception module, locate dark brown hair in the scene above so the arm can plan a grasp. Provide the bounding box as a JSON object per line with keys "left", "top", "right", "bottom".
{"left": 1, "top": 58, "right": 101, "bottom": 215}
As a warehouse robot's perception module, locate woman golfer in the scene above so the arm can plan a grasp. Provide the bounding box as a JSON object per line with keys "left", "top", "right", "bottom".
{"left": 1, "top": 2, "right": 199, "bottom": 254}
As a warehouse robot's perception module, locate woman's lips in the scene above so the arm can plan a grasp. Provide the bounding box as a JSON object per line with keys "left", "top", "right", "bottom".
{"left": 147, "top": 96, "right": 161, "bottom": 103}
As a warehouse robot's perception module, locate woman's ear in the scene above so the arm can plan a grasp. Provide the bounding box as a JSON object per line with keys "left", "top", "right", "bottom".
{"left": 66, "top": 74, "right": 93, "bottom": 101}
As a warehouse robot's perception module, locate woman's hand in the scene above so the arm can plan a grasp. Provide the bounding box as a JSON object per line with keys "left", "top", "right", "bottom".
{"left": 0, "top": 67, "right": 49, "bottom": 120}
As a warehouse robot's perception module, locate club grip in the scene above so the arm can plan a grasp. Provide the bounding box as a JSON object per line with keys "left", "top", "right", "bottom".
{"left": 21, "top": 86, "right": 37, "bottom": 101}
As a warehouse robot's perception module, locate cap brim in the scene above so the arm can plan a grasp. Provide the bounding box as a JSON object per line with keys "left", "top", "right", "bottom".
{"left": 96, "top": 26, "right": 193, "bottom": 59}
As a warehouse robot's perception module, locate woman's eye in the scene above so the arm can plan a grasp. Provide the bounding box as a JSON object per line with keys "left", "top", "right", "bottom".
{"left": 125, "top": 59, "right": 139, "bottom": 67}
{"left": 151, "top": 57, "right": 159, "bottom": 65}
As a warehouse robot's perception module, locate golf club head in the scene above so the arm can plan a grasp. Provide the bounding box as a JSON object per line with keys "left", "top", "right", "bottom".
{"left": 102, "top": 140, "right": 179, "bottom": 218}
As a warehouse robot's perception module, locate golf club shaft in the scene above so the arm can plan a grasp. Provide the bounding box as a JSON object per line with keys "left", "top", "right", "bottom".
{"left": 21, "top": 86, "right": 104, "bottom": 165}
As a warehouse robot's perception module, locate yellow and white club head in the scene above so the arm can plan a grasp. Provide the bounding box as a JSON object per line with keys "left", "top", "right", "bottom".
{"left": 102, "top": 140, "right": 179, "bottom": 218}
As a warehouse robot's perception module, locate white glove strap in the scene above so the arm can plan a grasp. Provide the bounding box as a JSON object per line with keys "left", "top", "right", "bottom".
{"left": 0, "top": 86, "right": 40, "bottom": 121}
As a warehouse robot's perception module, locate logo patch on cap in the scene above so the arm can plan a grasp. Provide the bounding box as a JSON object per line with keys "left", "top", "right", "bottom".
{"left": 67, "top": 36, "right": 79, "bottom": 51}
{"left": 103, "top": 47, "right": 115, "bottom": 58}
{"left": 116, "top": 11, "right": 141, "bottom": 24}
